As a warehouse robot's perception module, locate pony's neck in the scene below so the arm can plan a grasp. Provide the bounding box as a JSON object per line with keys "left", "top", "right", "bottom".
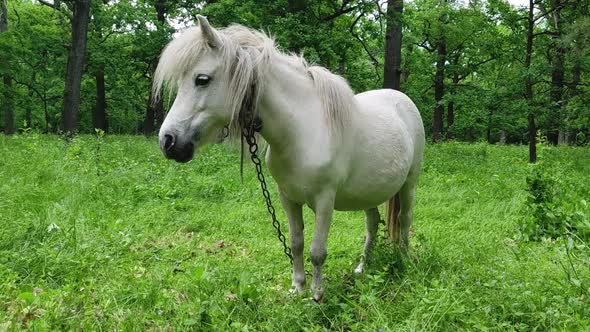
{"left": 256, "top": 55, "right": 326, "bottom": 153}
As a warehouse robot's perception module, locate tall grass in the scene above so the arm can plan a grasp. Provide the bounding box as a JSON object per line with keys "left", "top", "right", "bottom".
{"left": 0, "top": 134, "right": 588, "bottom": 330}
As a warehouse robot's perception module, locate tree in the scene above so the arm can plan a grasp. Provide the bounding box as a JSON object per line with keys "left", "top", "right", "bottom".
{"left": 524, "top": 0, "right": 537, "bottom": 162}
{"left": 0, "top": 0, "right": 14, "bottom": 134}
{"left": 90, "top": 0, "right": 108, "bottom": 132}
{"left": 143, "top": 0, "right": 169, "bottom": 136}
{"left": 432, "top": 0, "right": 448, "bottom": 142}
{"left": 409, "top": 0, "right": 449, "bottom": 142}
{"left": 562, "top": 12, "right": 590, "bottom": 144}
{"left": 93, "top": 64, "right": 107, "bottom": 131}
{"left": 383, "top": 0, "right": 403, "bottom": 90}
{"left": 1, "top": 0, "right": 586, "bottom": 142}
{"left": 541, "top": 0, "right": 566, "bottom": 144}
{"left": 14, "top": 1, "right": 66, "bottom": 132}
{"left": 62, "top": 0, "right": 91, "bottom": 133}
{"left": 39, "top": 0, "right": 92, "bottom": 133}
{"left": 383, "top": 0, "right": 404, "bottom": 240}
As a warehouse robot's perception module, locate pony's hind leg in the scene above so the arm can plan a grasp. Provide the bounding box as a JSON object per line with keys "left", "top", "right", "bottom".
{"left": 279, "top": 191, "right": 305, "bottom": 293}
{"left": 354, "top": 207, "right": 380, "bottom": 274}
{"left": 398, "top": 179, "right": 417, "bottom": 250}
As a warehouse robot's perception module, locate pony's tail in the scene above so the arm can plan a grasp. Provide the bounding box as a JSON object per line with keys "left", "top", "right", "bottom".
{"left": 386, "top": 194, "right": 401, "bottom": 241}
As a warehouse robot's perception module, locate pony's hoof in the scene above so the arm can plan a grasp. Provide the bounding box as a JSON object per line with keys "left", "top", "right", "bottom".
{"left": 291, "top": 281, "right": 306, "bottom": 294}
{"left": 354, "top": 264, "right": 365, "bottom": 275}
{"left": 289, "top": 285, "right": 305, "bottom": 296}
{"left": 312, "top": 290, "right": 324, "bottom": 303}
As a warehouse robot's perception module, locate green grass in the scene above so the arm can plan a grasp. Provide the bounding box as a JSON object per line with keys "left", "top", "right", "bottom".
{"left": 1, "top": 134, "right": 589, "bottom": 331}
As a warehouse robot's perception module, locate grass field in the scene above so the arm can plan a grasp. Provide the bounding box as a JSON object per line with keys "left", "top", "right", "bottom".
{"left": 1, "top": 134, "right": 589, "bottom": 331}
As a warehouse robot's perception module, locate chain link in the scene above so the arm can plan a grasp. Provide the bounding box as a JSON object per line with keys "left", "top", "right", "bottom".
{"left": 241, "top": 121, "right": 293, "bottom": 267}
{"left": 238, "top": 80, "right": 293, "bottom": 267}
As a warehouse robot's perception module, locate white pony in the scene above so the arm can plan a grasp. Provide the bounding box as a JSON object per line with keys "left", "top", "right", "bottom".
{"left": 155, "top": 16, "right": 425, "bottom": 301}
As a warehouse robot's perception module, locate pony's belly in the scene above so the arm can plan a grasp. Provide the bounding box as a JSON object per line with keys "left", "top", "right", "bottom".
{"left": 277, "top": 180, "right": 398, "bottom": 211}
{"left": 268, "top": 150, "right": 410, "bottom": 211}
{"left": 333, "top": 177, "right": 405, "bottom": 211}
{"left": 333, "top": 141, "right": 412, "bottom": 211}
{"left": 333, "top": 196, "right": 389, "bottom": 211}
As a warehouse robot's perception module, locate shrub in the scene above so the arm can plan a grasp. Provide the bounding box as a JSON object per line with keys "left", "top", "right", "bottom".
{"left": 518, "top": 163, "right": 590, "bottom": 241}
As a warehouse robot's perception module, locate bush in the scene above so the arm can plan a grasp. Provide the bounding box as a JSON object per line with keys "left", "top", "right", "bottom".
{"left": 518, "top": 163, "right": 590, "bottom": 241}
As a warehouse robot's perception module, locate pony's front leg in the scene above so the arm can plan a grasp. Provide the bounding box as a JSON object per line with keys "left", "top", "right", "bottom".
{"left": 310, "top": 191, "right": 335, "bottom": 302}
{"left": 279, "top": 191, "right": 305, "bottom": 293}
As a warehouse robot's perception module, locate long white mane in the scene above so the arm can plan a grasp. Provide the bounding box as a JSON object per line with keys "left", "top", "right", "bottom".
{"left": 153, "top": 23, "right": 356, "bottom": 131}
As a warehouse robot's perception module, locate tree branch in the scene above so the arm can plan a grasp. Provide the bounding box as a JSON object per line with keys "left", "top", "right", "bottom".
{"left": 100, "top": 30, "right": 116, "bottom": 44}
{"left": 421, "top": 84, "right": 434, "bottom": 94}
{"left": 12, "top": 77, "right": 45, "bottom": 102}
{"left": 416, "top": 20, "right": 436, "bottom": 52}
{"left": 415, "top": 40, "right": 435, "bottom": 52}
{"left": 37, "top": 0, "right": 72, "bottom": 20}
{"left": 373, "top": 0, "right": 385, "bottom": 16}
{"left": 456, "top": 57, "right": 496, "bottom": 81}
{"left": 38, "top": 0, "right": 58, "bottom": 9}
{"left": 450, "top": 82, "right": 480, "bottom": 89}
{"left": 349, "top": 12, "right": 380, "bottom": 79}
{"left": 322, "top": 1, "right": 359, "bottom": 22}
{"left": 533, "top": 0, "right": 569, "bottom": 23}
{"left": 533, "top": 30, "right": 558, "bottom": 37}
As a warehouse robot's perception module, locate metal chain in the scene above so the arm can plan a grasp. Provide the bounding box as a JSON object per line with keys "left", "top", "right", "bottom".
{"left": 242, "top": 125, "right": 294, "bottom": 267}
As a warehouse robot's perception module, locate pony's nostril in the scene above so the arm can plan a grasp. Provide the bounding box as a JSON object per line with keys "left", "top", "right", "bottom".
{"left": 163, "top": 134, "right": 175, "bottom": 151}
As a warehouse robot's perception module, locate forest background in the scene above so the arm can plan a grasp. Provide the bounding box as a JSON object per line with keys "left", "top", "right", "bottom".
{"left": 0, "top": 0, "right": 589, "bottom": 153}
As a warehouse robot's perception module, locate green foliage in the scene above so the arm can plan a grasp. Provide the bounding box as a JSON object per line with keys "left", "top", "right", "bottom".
{"left": 2, "top": 0, "right": 589, "bottom": 141}
{"left": 1, "top": 136, "right": 589, "bottom": 330}
{"left": 519, "top": 161, "right": 590, "bottom": 241}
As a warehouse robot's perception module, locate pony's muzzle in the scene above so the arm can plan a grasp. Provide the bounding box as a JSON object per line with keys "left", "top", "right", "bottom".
{"left": 163, "top": 134, "right": 175, "bottom": 152}
{"left": 160, "top": 133, "right": 194, "bottom": 163}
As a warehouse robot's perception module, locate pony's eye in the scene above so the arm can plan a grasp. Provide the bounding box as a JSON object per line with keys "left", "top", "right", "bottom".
{"left": 195, "top": 74, "right": 211, "bottom": 86}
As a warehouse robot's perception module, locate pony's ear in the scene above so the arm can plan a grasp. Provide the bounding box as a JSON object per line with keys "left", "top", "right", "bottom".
{"left": 197, "top": 15, "right": 219, "bottom": 48}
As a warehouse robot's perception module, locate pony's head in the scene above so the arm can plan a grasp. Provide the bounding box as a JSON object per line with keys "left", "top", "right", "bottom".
{"left": 154, "top": 16, "right": 266, "bottom": 162}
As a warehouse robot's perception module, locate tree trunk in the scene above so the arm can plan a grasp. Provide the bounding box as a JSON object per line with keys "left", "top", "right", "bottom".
{"left": 144, "top": 0, "right": 167, "bottom": 135}
{"left": 25, "top": 72, "right": 36, "bottom": 128}
{"left": 557, "top": 131, "right": 565, "bottom": 145}
{"left": 486, "top": 107, "right": 494, "bottom": 143}
{"left": 93, "top": 69, "right": 108, "bottom": 132}
{"left": 338, "top": 50, "right": 346, "bottom": 75}
{"left": 447, "top": 100, "right": 454, "bottom": 137}
{"left": 155, "top": 96, "right": 164, "bottom": 129}
{"left": 446, "top": 74, "right": 458, "bottom": 140}
{"left": 2, "top": 74, "right": 13, "bottom": 134}
{"left": 62, "top": 0, "right": 91, "bottom": 133}
{"left": 1, "top": 0, "right": 14, "bottom": 135}
{"left": 144, "top": 89, "right": 156, "bottom": 135}
{"left": 287, "top": 0, "right": 306, "bottom": 13}
{"left": 145, "top": 57, "right": 166, "bottom": 135}
{"left": 570, "top": 60, "right": 581, "bottom": 95}
{"left": 383, "top": 0, "right": 403, "bottom": 90}
{"left": 432, "top": 0, "right": 447, "bottom": 143}
{"left": 525, "top": 0, "right": 536, "bottom": 163}
{"left": 560, "top": 46, "right": 582, "bottom": 145}
{"left": 144, "top": 87, "right": 164, "bottom": 136}
{"left": 549, "top": 47, "right": 564, "bottom": 144}
{"left": 432, "top": 40, "right": 446, "bottom": 142}
{"left": 382, "top": 0, "right": 404, "bottom": 242}
{"left": 548, "top": 0, "right": 564, "bottom": 145}
{"left": 446, "top": 56, "right": 459, "bottom": 139}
